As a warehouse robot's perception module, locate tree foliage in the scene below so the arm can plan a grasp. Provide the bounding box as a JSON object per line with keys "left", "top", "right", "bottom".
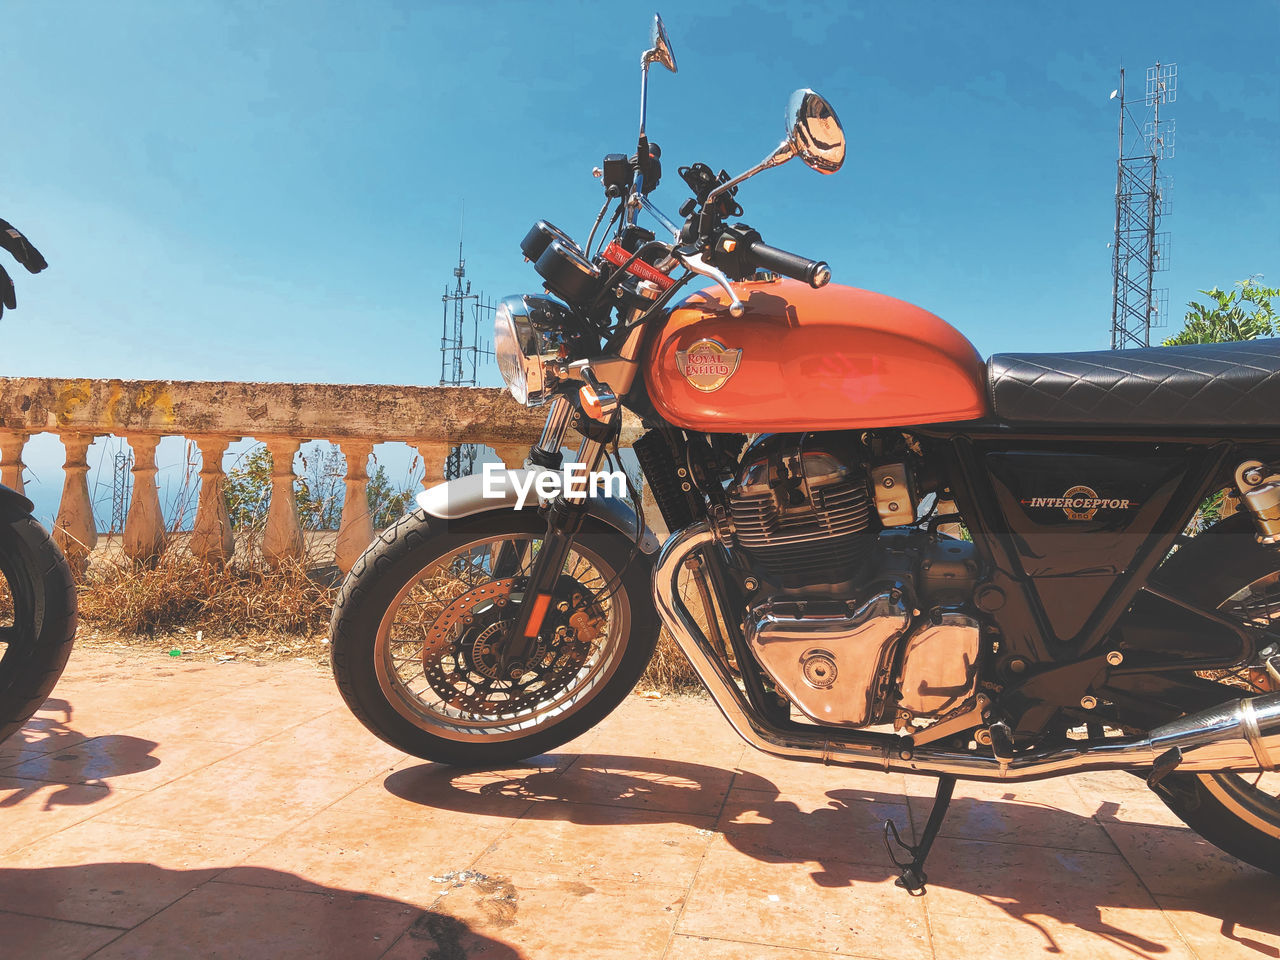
{"left": 222, "top": 442, "right": 416, "bottom": 532}
{"left": 1162, "top": 278, "right": 1278, "bottom": 346}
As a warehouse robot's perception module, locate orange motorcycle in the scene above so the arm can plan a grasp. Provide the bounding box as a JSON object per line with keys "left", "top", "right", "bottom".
{"left": 331, "top": 15, "right": 1280, "bottom": 889}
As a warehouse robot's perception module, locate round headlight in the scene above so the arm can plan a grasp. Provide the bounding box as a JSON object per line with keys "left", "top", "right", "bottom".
{"left": 493, "top": 295, "right": 570, "bottom": 407}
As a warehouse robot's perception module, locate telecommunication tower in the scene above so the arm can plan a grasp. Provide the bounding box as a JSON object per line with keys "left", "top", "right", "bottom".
{"left": 109, "top": 449, "right": 133, "bottom": 535}
{"left": 440, "top": 236, "right": 494, "bottom": 479}
{"left": 1109, "top": 62, "right": 1176, "bottom": 349}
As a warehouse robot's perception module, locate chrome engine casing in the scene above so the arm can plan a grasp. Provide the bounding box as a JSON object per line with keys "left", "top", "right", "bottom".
{"left": 896, "top": 610, "right": 982, "bottom": 720}
{"left": 745, "top": 592, "right": 910, "bottom": 726}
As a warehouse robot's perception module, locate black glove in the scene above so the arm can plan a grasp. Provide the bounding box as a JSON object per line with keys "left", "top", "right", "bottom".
{"left": 0, "top": 219, "right": 47, "bottom": 274}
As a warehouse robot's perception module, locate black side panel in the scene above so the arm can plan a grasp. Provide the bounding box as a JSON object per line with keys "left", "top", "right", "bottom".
{"left": 983, "top": 447, "right": 1192, "bottom": 643}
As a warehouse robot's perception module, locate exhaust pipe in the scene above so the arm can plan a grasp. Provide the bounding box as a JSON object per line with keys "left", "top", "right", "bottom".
{"left": 653, "top": 523, "right": 1280, "bottom": 783}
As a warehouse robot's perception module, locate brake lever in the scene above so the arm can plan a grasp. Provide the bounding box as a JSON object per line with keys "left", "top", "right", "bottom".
{"left": 673, "top": 247, "right": 744, "bottom": 317}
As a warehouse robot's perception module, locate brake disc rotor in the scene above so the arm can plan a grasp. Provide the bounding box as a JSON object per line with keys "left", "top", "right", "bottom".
{"left": 419, "top": 576, "right": 598, "bottom": 715}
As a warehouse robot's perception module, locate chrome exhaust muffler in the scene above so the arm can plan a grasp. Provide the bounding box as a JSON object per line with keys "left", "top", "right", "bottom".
{"left": 653, "top": 523, "right": 1280, "bottom": 783}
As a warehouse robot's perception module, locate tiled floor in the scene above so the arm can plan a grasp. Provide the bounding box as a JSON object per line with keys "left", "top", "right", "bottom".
{"left": 1, "top": 649, "right": 1277, "bottom": 959}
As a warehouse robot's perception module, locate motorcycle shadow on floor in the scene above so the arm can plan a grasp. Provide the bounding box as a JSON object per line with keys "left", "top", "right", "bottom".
{"left": 0, "top": 698, "right": 160, "bottom": 811}
{"left": 383, "top": 753, "right": 1280, "bottom": 958}
{"left": 0, "top": 861, "right": 524, "bottom": 958}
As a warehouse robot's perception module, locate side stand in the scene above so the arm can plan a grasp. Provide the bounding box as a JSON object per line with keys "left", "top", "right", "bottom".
{"left": 882, "top": 774, "right": 956, "bottom": 894}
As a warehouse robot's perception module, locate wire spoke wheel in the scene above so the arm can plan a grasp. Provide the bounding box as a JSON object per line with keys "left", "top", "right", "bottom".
{"left": 1199, "top": 570, "right": 1280, "bottom": 838}
{"left": 373, "top": 532, "right": 630, "bottom": 744}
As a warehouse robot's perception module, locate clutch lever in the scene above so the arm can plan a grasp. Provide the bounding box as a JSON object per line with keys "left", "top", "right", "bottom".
{"left": 673, "top": 246, "right": 744, "bottom": 317}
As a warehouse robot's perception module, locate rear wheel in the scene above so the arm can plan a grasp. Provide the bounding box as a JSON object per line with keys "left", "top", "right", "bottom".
{"left": 0, "top": 512, "right": 78, "bottom": 744}
{"left": 1148, "top": 513, "right": 1280, "bottom": 873}
{"left": 330, "top": 508, "right": 659, "bottom": 766}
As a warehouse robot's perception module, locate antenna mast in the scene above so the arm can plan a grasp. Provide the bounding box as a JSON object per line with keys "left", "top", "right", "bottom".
{"left": 439, "top": 216, "right": 495, "bottom": 480}
{"left": 1109, "top": 61, "right": 1176, "bottom": 349}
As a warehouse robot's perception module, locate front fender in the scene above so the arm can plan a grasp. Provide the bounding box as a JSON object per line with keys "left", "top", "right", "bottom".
{"left": 415, "top": 470, "right": 661, "bottom": 556}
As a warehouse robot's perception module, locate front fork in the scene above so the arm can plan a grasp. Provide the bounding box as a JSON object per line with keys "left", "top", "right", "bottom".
{"left": 503, "top": 405, "right": 613, "bottom": 662}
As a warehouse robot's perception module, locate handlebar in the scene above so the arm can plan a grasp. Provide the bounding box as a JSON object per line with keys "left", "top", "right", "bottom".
{"left": 744, "top": 239, "right": 829, "bottom": 288}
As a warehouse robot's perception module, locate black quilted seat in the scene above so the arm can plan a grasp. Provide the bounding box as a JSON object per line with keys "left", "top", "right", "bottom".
{"left": 988, "top": 338, "right": 1280, "bottom": 426}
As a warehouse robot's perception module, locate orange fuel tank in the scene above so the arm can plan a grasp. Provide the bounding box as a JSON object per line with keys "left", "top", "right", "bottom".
{"left": 644, "top": 278, "right": 988, "bottom": 432}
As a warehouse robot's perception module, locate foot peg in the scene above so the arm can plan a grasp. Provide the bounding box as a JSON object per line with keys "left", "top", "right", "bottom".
{"left": 883, "top": 775, "right": 955, "bottom": 893}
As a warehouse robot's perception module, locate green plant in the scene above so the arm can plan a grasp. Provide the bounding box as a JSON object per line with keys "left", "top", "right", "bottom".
{"left": 1163, "top": 278, "right": 1278, "bottom": 346}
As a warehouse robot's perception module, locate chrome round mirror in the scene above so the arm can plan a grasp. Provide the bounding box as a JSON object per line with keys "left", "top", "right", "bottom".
{"left": 785, "top": 89, "right": 845, "bottom": 174}
{"left": 644, "top": 14, "right": 677, "bottom": 73}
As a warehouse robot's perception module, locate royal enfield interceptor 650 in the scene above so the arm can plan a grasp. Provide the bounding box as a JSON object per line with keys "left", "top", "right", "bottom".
{"left": 331, "top": 15, "right": 1280, "bottom": 889}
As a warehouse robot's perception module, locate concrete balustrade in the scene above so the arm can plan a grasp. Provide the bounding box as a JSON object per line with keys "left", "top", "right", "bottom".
{"left": 0, "top": 378, "right": 646, "bottom": 577}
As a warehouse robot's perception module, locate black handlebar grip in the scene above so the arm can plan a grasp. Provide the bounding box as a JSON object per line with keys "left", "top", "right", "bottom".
{"left": 745, "top": 240, "right": 830, "bottom": 288}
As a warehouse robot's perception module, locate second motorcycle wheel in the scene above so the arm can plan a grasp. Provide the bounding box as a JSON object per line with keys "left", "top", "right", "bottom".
{"left": 0, "top": 509, "right": 78, "bottom": 744}
{"left": 330, "top": 507, "right": 659, "bottom": 766}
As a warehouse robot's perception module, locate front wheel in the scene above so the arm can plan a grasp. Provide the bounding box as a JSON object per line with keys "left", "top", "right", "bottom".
{"left": 330, "top": 507, "right": 659, "bottom": 766}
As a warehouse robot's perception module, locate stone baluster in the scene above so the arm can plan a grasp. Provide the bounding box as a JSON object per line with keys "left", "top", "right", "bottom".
{"left": 262, "top": 438, "right": 305, "bottom": 566}
{"left": 334, "top": 440, "right": 374, "bottom": 574}
{"left": 123, "top": 435, "right": 167, "bottom": 564}
{"left": 0, "top": 429, "right": 28, "bottom": 494}
{"left": 54, "top": 433, "right": 97, "bottom": 577}
{"left": 416, "top": 441, "right": 451, "bottom": 490}
{"left": 189, "top": 435, "right": 235, "bottom": 565}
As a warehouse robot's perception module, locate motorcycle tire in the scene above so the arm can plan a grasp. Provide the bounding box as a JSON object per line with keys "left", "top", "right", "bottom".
{"left": 1145, "top": 511, "right": 1280, "bottom": 874}
{"left": 0, "top": 510, "right": 78, "bottom": 744}
{"left": 330, "top": 506, "right": 660, "bottom": 766}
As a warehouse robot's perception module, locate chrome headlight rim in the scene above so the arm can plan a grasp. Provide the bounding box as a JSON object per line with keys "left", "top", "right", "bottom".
{"left": 494, "top": 294, "right": 569, "bottom": 407}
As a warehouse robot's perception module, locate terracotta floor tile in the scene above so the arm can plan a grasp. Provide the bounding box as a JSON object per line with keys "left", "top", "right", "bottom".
{"left": 716, "top": 782, "right": 913, "bottom": 873}
{"left": 1154, "top": 880, "right": 1280, "bottom": 959}
{"left": 920, "top": 837, "right": 1158, "bottom": 925}
{"left": 118, "top": 685, "right": 339, "bottom": 746}
{"left": 226, "top": 710, "right": 404, "bottom": 782}
{"left": 0, "top": 823, "right": 266, "bottom": 927}
{"left": 1083, "top": 785, "right": 1189, "bottom": 829}
{"left": 551, "top": 752, "right": 738, "bottom": 817}
{"left": 0, "top": 747, "right": 43, "bottom": 769}
{"left": 907, "top": 780, "right": 1116, "bottom": 854}
{"left": 735, "top": 749, "right": 908, "bottom": 800}
{"left": 677, "top": 841, "right": 931, "bottom": 959}
{"left": 219, "top": 791, "right": 529, "bottom": 902}
{"left": 6, "top": 733, "right": 243, "bottom": 790}
{"left": 87, "top": 878, "right": 419, "bottom": 960}
{"left": 0, "top": 776, "right": 145, "bottom": 856}
{"left": 374, "top": 759, "right": 575, "bottom": 821}
{"left": 385, "top": 874, "right": 685, "bottom": 960}
{"left": 1101, "top": 821, "right": 1275, "bottom": 897}
{"left": 94, "top": 754, "right": 359, "bottom": 840}
{"left": 664, "top": 934, "right": 862, "bottom": 960}
{"left": 928, "top": 907, "right": 1197, "bottom": 960}
{"left": 0, "top": 910, "right": 123, "bottom": 960}
{"left": 473, "top": 800, "right": 715, "bottom": 886}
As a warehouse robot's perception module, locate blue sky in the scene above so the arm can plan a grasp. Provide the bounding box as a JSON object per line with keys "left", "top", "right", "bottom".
{"left": 2, "top": 1, "right": 1278, "bottom": 524}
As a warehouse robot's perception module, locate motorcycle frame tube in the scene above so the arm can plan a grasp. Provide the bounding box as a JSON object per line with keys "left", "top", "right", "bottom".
{"left": 653, "top": 521, "right": 1280, "bottom": 783}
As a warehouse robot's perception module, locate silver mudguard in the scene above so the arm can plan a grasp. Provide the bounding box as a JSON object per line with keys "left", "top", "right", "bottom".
{"left": 415, "top": 470, "right": 661, "bottom": 556}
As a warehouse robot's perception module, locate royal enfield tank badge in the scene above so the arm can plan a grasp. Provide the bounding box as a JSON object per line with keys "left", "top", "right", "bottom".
{"left": 676, "top": 338, "right": 742, "bottom": 392}
{"left": 1020, "top": 485, "right": 1137, "bottom": 521}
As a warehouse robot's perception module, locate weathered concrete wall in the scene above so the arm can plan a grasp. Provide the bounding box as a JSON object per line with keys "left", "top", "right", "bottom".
{"left": 0, "top": 378, "right": 547, "bottom": 444}
{"left": 0, "top": 378, "right": 651, "bottom": 576}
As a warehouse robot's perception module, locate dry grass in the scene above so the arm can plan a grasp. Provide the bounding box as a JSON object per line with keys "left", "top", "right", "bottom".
{"left": 74, "top": 545, "right": 702, "bottom": 692}
{"left": 78, "top": 554, "right": 337, "bottom": 639}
